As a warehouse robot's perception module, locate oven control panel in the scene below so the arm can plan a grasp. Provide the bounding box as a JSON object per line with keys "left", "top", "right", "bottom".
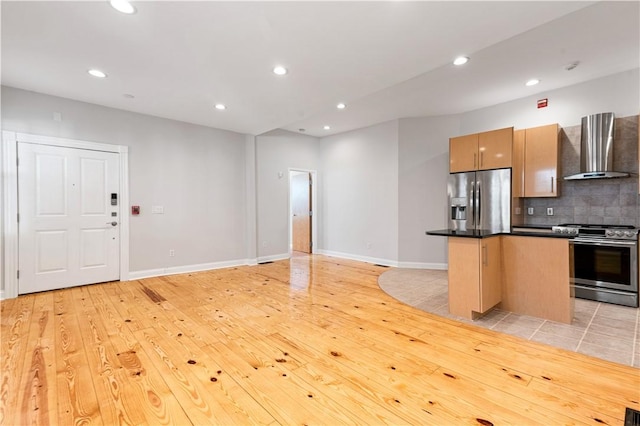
{"left": 605, "top": 229, "right": 639, "bottom": 240}
{"left": 551, "top": 226, "right": 579, "bottom": 236}
{"left": 552, "top": 225, "right": 639, "bottom": 240}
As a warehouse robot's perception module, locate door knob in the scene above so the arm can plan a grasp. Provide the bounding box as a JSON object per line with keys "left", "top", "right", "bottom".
{"left": 106, "top": 221, "right": 118, "bottom": 226}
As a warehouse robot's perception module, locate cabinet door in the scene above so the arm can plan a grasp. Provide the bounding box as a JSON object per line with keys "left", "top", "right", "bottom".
{"left": 478, "top": 127, "right": 513, "bottom": 170}
{"left": 448, "top": 237, "right": 501, "bottom": 319}
{"left": 449, "top": 134, "right": 478, "bottom": 173}
{"left": 524, "top": 124, "right": 558, "bottom": 197}
{"left": 512, "top": 129, "right": 525, "bottom": 198}
{"left": 479, "top": 237, "right": 502, "bottom": 312}
{"left": 447, "top": 237, "right": 480, "bottom": 319}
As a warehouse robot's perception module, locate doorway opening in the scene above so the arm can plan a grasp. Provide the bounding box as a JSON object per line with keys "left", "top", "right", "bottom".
{"left": 289, "top": 169, "right": 317, "bottom": 256}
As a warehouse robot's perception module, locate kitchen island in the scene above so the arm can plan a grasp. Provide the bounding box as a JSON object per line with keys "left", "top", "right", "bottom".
{"left": 426, "top": 229, "right": 574, "bottom": 323}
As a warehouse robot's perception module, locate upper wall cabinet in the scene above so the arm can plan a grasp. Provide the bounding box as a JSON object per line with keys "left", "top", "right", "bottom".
{"left": 513, "top": 123, "right": 559, "bottom": 198}
{"left": 449, "top": 127, "right": 513, "bottom": 173}
{"left": 512, "top": 129, "right": 525, "bottom": 198}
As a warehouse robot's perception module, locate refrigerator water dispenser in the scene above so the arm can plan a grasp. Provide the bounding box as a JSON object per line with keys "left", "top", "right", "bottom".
{"left": 451, "top": 198, "right": 467, "bottom": 220}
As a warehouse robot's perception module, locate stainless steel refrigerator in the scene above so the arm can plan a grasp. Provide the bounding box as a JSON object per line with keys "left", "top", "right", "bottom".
{"left": 448, "top": 168, "right": 511, "bottom": 232}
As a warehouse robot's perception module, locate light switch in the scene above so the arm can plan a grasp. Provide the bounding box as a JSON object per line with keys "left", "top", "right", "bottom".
{"left": 152, "top": 205, "right": 164, "bottom": 214}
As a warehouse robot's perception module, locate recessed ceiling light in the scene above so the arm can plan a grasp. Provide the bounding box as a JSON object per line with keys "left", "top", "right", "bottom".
{"left": 88, "top": 69, "right": 107, "bottom": 78}
{"left": 214, "top": 104, "right": 226, "bottom": 110}
{"left": 336, "top": 103, "right": 346, "bottom": 110}
{"left": 453, "top": 56, "right": 469, "bottom": 66}
{"left": 526, "top": 79, "right": 540, "bottom": 86}
{"left": 273, "top": 66, "right": 288, "bottom": 76}
{"left": 110, "top": 0, "right": 136, "bottom": 14}
{"left": 323, "top": 125, "right": 331, "bottom": 130}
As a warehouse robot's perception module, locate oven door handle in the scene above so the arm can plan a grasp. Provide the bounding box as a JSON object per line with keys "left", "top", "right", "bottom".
{"left": 570, "top": 239, "right": 638, "bottom": 247}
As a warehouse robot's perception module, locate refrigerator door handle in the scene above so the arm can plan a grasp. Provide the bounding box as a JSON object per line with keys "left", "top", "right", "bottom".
{"left": 476, "top": 180, "right": 481, "bottom": 228}
{"left": 469, "top": 181, "right": 475, "bottom": 228}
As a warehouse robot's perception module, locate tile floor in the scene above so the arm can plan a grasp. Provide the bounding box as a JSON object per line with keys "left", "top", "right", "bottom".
{"left": 378, "top": 268, "right": 640, "bottom": 368}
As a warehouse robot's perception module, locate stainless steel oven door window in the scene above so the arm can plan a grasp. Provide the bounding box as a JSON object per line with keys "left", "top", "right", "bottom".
{"left": 571, "top": 239, "right": 638, "bottom": 292}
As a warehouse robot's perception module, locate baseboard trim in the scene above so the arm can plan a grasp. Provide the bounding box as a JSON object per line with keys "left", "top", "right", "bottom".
{"left": 129, "top": 258, "right": 252, "bottom": 281}
{"left": 257, "top": 253, "right": 290, "bottom": 264}
{"left": 396, "top": 261, "right": 448, "bottom": 270}
{"left": 316, "top": 250, "right": 399, "bottom": 267}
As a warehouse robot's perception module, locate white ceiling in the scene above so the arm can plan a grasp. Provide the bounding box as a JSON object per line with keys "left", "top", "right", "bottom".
{"left": 2, "top": 1, "right": 639, "bottom": 137}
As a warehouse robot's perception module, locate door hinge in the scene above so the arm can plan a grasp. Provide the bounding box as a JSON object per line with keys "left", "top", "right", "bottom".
{"left": 16, "top": 157, "right": 19, "bottom": 167}
{"left": 309, "top": 210, "right": 313, "bottom": 217}
{"left": 17, "top": 213, "right": 19, "bottom": 223}
{"left": 310, "top": 241, "right": 313, "bottom": 248}
{"left": 17, "top": 270, "right": 20, "bottom": 279}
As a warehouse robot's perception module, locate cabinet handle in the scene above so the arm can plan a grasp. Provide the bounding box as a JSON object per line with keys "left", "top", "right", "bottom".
{"left": 551, "top": 176, "right": 554, "bottom": 193}
{"left": 482, "top": 245, "right": 488, "bottom": 266}
{"left": 480, "top": 151, "right": 484, "bottom": 168}
{"left": 474, "top": 153, "right": 477, "bottom": 169}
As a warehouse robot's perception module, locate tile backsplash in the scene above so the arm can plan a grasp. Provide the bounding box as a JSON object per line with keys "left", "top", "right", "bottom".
{"left": 523, "top": 115, "right": 639, "bottom": 227}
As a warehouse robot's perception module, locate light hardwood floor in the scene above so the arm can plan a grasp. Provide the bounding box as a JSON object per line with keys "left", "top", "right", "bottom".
{"left": 2, "top": 254, "right": 639, "bottom": 425}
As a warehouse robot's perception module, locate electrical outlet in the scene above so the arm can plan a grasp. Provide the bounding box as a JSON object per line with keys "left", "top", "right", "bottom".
{"left": 527, "top": 207, "right": 534, "bottom": 215}
{"left": 169, "top": 249, "right": 175, "bottom": 257}
{"left": 515, "top": 207, "right": 522, "bottom": 215}
{"left": 547, "top": 207, "right": 554, "bottom": 216}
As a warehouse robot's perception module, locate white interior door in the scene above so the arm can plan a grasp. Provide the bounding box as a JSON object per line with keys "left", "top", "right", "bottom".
{"left": 18, "top": 143, "right": 120, "bottom": 294}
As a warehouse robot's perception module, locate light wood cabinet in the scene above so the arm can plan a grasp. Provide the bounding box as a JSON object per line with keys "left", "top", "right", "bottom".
{"left": 449, "top": 133, "right": 479, "bottom": 173}
{"left": 448, "top": 236, "right": 502, "bottom": 320}
{"left": 501, "top": 236, "right": 572, "bottom": 323}
{"left": 523, "top": 123, "right": 559, "bottom": 197}
{"left": 512, "top": 129, "right": 525, "bottom": 198}
{"left": 478, "top": 127, "right": 513, "bottom": 171}
{"left": 449, "top": 127, "right": 513, "bottom": 173}
{"left": 511, "top": 129, "right": 526, "bottom": 226}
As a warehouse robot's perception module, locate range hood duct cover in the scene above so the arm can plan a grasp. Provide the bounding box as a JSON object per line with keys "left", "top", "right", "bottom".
{"left": 565, "top": 112, "right": 629, "bottom": 180}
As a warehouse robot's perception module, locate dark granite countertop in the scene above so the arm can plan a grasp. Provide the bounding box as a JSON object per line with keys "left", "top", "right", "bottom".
{"left": 426, "top": 229, "right": 501, "bottom": 238}
{"left": 426, "top": 228, "right": 572, "bottom": 239}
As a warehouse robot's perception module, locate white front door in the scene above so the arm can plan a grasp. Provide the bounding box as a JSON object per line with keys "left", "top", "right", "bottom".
{"left": 18, "top": 143, "right": 120, "bottom": 294}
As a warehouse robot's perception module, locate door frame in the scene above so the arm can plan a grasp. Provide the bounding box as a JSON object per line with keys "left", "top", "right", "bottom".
{"left": 288, "top": 168, "right": 317, "bottom": 256}
{"left": 1, "top": 131, "right": 130, "bottom": 299}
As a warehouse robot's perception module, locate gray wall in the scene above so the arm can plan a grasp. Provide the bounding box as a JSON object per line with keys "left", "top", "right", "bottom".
{"left": 1, "top": 86, "right": 249, "bottom": 276}
{"left": 460, "top": 69, "right": 640, "bottom": 133}
{"left": 255, "top": 129, "right": 320, "bottom": 260}
{"left": 319, "top": 120, "right": 399, "bottom": 264}
{"left": 398, "top": 115, "right": 461, "bottom": 267}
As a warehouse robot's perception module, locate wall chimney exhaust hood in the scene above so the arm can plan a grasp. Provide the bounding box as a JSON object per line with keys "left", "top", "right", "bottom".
{"left": 564, "top": 112, "right": 629, "bottom": 180}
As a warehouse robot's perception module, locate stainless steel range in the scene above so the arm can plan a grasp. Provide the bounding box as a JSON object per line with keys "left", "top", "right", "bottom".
{"left": 552, "top": 224, "right": 639, "bottom": 307}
